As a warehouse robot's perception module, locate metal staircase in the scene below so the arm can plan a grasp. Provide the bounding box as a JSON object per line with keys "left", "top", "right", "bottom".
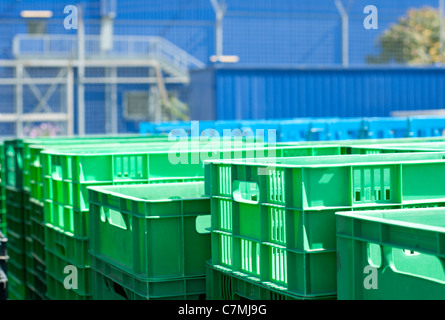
{"left": 12, "top": 34, "right": 205, "bottom": 81}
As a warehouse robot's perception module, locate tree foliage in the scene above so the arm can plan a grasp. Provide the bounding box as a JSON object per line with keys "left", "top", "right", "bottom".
{"left": 368, "top": 7, "right": 445, "bottom": 65}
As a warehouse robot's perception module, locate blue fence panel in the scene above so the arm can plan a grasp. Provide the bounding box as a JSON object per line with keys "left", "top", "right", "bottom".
{"left": 408, "top": 117, "right": 445, "bottom": 138}
{"left": 324, "top": 118, "right": 365, "bottom": 141}
{"left": 362, "top": 117, "right": 410, "bottom": 139}
{"left": 140, "top": 116, "right": 445, "bottom": 142}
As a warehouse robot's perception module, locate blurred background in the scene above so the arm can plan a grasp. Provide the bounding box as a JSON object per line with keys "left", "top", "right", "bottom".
{"left": 1, "top": 0, "right": 445, "bottom": 137}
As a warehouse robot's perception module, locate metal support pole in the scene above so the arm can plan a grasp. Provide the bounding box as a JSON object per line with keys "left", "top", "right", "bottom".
{"left": 335, "top": 0, "right": 349, "bottom": 67}
{"left": 15, "top": 64, "right": 23, "bottom": 137}
{"left": 77, "top": 4, "right": 86, "bottom": 135}
{"left": 111, "top": 66, "right": 118, "bottom": 134}
{"left": 210, "top": 0, "right": 227, "bottom": 61}
{"left": 67, "top": 65, "right": 74, "bottom": 136}
{"left": 105, "top": 67, "right": 118, "bottom": 134}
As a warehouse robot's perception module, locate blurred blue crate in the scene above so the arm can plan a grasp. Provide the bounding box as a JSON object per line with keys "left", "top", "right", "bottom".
{"left": 140, "top": 117, "right": 445, "bottom": 142}
{"left": 408, "top": 117, "right": 445, "bottom": 138}
{"left": 324, "top": 118, "right": 365, "bottom": 141}
{"left": 240, "top": 120, "right": 282, "bottom": 142}
{"left": 277, "top": 120, "right": 312, "bottom": 142}
{"left": 306, "top": 119, "right": 332, "bottom": 141}
{"left": 213, "top": 120, "right": 243, "bottom": 136}
{"left": 139, "top": 122, "right": 156, "bottom": 134}
{"left": 153, "top": 121, "right": 192, "bottom": 134}
{"left": 362, "top": 117, "right": 410, "bottom": 139}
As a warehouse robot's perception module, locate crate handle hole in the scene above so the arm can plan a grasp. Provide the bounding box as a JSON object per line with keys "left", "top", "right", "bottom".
{"left": 105, "top": 277, "right": 130, "bottom": 300}
{"left": 233, "top": 181, "right": 260, "bottom": 204}
{"left": 402, "top": 249, "right": 420, "bottom": 256}
{"left": 104, "top": 208, "right": 128, "bottom": 230}
{"left": 367, "top": 243, "right": 382, "bottom": 268}
{"left": 100, "top": 207, "right": 106, "bottom": 222}
{"left": 195, "top": 215, "right": 211, "bottom": 234}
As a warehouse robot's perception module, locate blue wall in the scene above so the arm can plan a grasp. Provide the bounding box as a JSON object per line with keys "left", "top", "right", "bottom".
{"left": 189, "top": 66, "right": 445, "bottom": 120}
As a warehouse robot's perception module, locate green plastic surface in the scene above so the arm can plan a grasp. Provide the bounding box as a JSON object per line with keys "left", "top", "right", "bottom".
{"left": 206, "top": 151, "right": 445, "bottom": 297}
{"left": 89, "top": 182, "right": 210, "bottom": 280}
{"left": 336, "top": 207, "right": 445, "bottom": 300}
{"left": 42, "top": 144, "right": 344, "bottom": 237}
{"left": 205, "top": 261, "right": 336, "bottom": 300}
{"left": 91, "top": 256, "right": 206, "bottom": 300}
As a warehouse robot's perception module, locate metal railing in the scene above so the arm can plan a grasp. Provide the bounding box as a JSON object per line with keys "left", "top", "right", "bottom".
{"left": 12, "top": 34, "right": 206, "bottom": 72}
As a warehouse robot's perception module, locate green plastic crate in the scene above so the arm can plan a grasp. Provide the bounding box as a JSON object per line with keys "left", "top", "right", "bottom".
{"left": 41, "top": 141, "right": 313, "bottom": 185}
{"left": 88, "top": 182, "right": 211, "bottom": 280}
{"left": 5, "top": 225, "right": 25, "bottom": 262}
{"left": 1, "top": 142, "right": 7, "bottom": 235}
{"left": 30, "top": 201, "right": 45, "bottom": 265}
{"left": 45, "top": 271, "right": 92, "bottom": 300}
{"left": 7, "top": 244, "right": 25, "bottom": 274}
{"left": 42, "top": 144, "right": 344, "bottom": 237}
{"left": 91, "top": 255, "right": 206, "bottom": 300}
{"left": 5, "top": 186, "right": 23, "bottom": 215}
{"left": 346, "top": 142, "right": 445, "bottom": 155}
{"left": 5, "top": 186, "right": 24, "bottom": 227}
{"left": 23, "top": 191, "right": 32, "bottom": 244}
{"left": 25, "top": 276, "right": 46, "bottom": 300}
{"left": 45, "top": 248, "right": 91, "bottom": 297}
{"left": 26, "top": 138, "right": 199, "bottom": 252}
{"left": 26, "top": 256, "right": 46, "bottom": 300}
{"left": 205, "top": 152, "right": 445, "bottom": 297}
{"left": 24, "top": 251, "right": 39, "bottom": 300}
{"left": 206, "top": 152, "right": 445, "bottom": 208}
{"left": 4, "top": 139, "right": 24, "bottom": 190}
{"left": 46, "top": 144, "right": 343, "bottom": 297}
{"left": 0, "top": 203, "right": 5, "bottom": 236}
{"left": 22, "top": 134, "right": 172, "bottom": 193}
{"left": 31, "top": 220, "right": 45, "bottom": 265}
{"left": 44, "top": 225, "right": 90, "bottom": 267}
{"left": 336, "top": 207, "right": 445, "bottom": 300}
{"left": 5, "top": 187, "right": 25, "bottom": 256}
{"left": 28, "top": 139, "right": 222, "bottom": 202}
{"left": 7, "top": 271, "right": 26, "bottom": 300}
{"left": 206, "top": 262, "right": 336, "bottom": 301}
{"left": 27, "top": 138, "right": 232, "bottom": 271}
{"left": 43, "top": 224, "right": 91, "bottom": 299}
{"left": 28, "top": 139, "right": 240, "bottom": 237}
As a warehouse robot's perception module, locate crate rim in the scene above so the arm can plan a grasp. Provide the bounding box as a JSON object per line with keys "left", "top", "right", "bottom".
{"left": 39, "top": 144, "right": 343, "bottom": 157}
{"left": 87, "top": 181, "right": 208, "bottom": 203}
{"left": 203, "top": 151, "right": 445, "bottom": 168}
{"left": 335, "top": 206, "right": 445, "bottom": 234}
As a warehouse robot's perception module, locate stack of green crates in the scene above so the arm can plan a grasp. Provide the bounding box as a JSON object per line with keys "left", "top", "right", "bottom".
{"left": 4, "top": 134, "right": 445, "bottom": 300}
{"left": 0, "top": 142, "right": 6, "bottom": 236}
{"left": 3, "top": 135, "right": 176, "bottom": 299}
{"left": 204, "top": 151, "right": 445, "bottom": 300}
{"left": 39, "top": 142, "right": 348, "bottom": 300}
{"left": 33, "top": 137, "right": 240, "bottom": 299}
{"left": 23, "top": 135, "right": 177, "bottom": 299}
{"left": 3, "top": 139, "right": 26, "bottom": 300}
{"left": 8, "top": 135, "right": 268, "bottom": 300}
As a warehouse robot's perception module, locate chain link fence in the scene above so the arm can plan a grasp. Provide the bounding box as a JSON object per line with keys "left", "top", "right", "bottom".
{"left": 1, "top": 0, "right": 445, "bottom": 137}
